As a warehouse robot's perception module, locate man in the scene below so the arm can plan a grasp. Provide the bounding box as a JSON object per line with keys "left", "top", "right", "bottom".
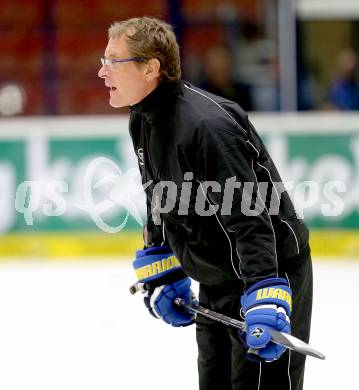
{"left": 98, "top": 17, "right": 312, "bottom": 390}
{"left": 328, "top": 48, "right": 359, "bottom": 110}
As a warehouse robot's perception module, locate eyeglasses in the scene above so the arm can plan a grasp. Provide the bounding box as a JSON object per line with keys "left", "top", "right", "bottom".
{"left": 100, "top": 56, "right": 145, "bottom": 66}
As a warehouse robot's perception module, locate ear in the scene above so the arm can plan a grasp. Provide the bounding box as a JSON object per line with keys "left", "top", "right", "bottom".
{"left": 145, "top": 58, "right": 161, "bottom": 81}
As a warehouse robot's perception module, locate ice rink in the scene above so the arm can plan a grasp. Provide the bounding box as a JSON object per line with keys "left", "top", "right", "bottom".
{"left": 0, "top": 258, "right": 356, "bottom": 390}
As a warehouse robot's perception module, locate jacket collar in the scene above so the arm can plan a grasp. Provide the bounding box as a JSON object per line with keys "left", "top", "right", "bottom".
{"left": 130, "top": 80, "right": 182, "bottom": 115}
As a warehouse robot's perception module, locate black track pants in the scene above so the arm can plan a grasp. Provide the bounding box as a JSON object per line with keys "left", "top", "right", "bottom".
{"left": 196, "top": 255, "right": 313, "bottom": 390}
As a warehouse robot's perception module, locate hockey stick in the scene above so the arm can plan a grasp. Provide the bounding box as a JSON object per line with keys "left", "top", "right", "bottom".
{"left": 129, "top": 282, "right": 325, "bottom": 360}
{"left": 174, "top": 298, "right": 326, "bottom": 360}
{"left": 129, "top": 281, "right": 148, "bottom": 295}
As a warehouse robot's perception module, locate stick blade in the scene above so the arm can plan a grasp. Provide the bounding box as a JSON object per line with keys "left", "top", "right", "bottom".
{"left": 270, "top": 329, "right": 326, "bottom": 360}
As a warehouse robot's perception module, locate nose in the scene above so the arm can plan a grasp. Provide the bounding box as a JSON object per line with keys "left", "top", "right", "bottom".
{"left": 98, "top": 64, "right": 108, "bottom": 79}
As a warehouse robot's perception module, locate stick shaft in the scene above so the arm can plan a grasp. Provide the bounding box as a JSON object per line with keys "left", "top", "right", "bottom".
{"left": 174, "top": 298, "right": 325, "bottom": 360}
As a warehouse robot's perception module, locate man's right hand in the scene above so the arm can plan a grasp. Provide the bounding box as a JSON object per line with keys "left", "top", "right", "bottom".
{"left": 133, "top": 245, "right": 195, "bottom": 327}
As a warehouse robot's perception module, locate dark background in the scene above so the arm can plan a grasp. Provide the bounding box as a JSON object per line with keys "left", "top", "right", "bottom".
{"left": 2, "top": 0, "right": 359, "bottom": 115}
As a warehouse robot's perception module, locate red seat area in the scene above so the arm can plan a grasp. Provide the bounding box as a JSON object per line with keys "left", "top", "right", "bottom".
{"left": 0, "top": 0, "right": 42, "bottom": 29}
{"left": 55, "top": 0, "right": 164, "bottom": 29}
{"left": 183, "top": 25, "right": 224, "bottom": 57}
{"left": 1, "top": 0, "right": 251, "bottom": 115}
{"left": 57, "top": 79, "right": 124, "bottom": 115}
{"left": 57, "top": 31, "right": 105, "bottom": 80}
{"left": 0, "top": 32, "right": 43, "bottom": 81}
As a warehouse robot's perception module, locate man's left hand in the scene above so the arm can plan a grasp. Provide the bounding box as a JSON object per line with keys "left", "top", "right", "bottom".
{"left": 240, "top": 277, "right": 292, "bottom": 362}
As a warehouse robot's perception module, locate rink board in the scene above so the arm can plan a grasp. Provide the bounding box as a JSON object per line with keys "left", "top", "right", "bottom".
{"left": 0, "top": 113, "right": 358, "bottom": 258}
{"left": 0, "top": 230, "right": 357, "bottom": 259}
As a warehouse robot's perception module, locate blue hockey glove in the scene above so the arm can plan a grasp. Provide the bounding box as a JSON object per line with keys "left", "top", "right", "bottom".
{"left": 133, "top": 245, "right": 195, "bottom": 327}
{"left": 240, "top": 277, "right": 292, "bottom": 362}
{"left": 146, "top": 277, "right": 196, "bottom": 326}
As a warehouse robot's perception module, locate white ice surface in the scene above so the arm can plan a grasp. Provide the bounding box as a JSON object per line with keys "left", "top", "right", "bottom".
{"left": 0, "top": 259, "right": 356, "bottom": 390}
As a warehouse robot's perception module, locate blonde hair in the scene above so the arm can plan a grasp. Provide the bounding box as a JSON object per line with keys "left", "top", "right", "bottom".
{"left": 108, "top": 17, "right": 181, "bottom": 82}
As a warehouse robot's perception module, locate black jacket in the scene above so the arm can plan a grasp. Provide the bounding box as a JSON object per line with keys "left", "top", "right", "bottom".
{"left": 129, "top": 80, "right": 310, "bottom": 287}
